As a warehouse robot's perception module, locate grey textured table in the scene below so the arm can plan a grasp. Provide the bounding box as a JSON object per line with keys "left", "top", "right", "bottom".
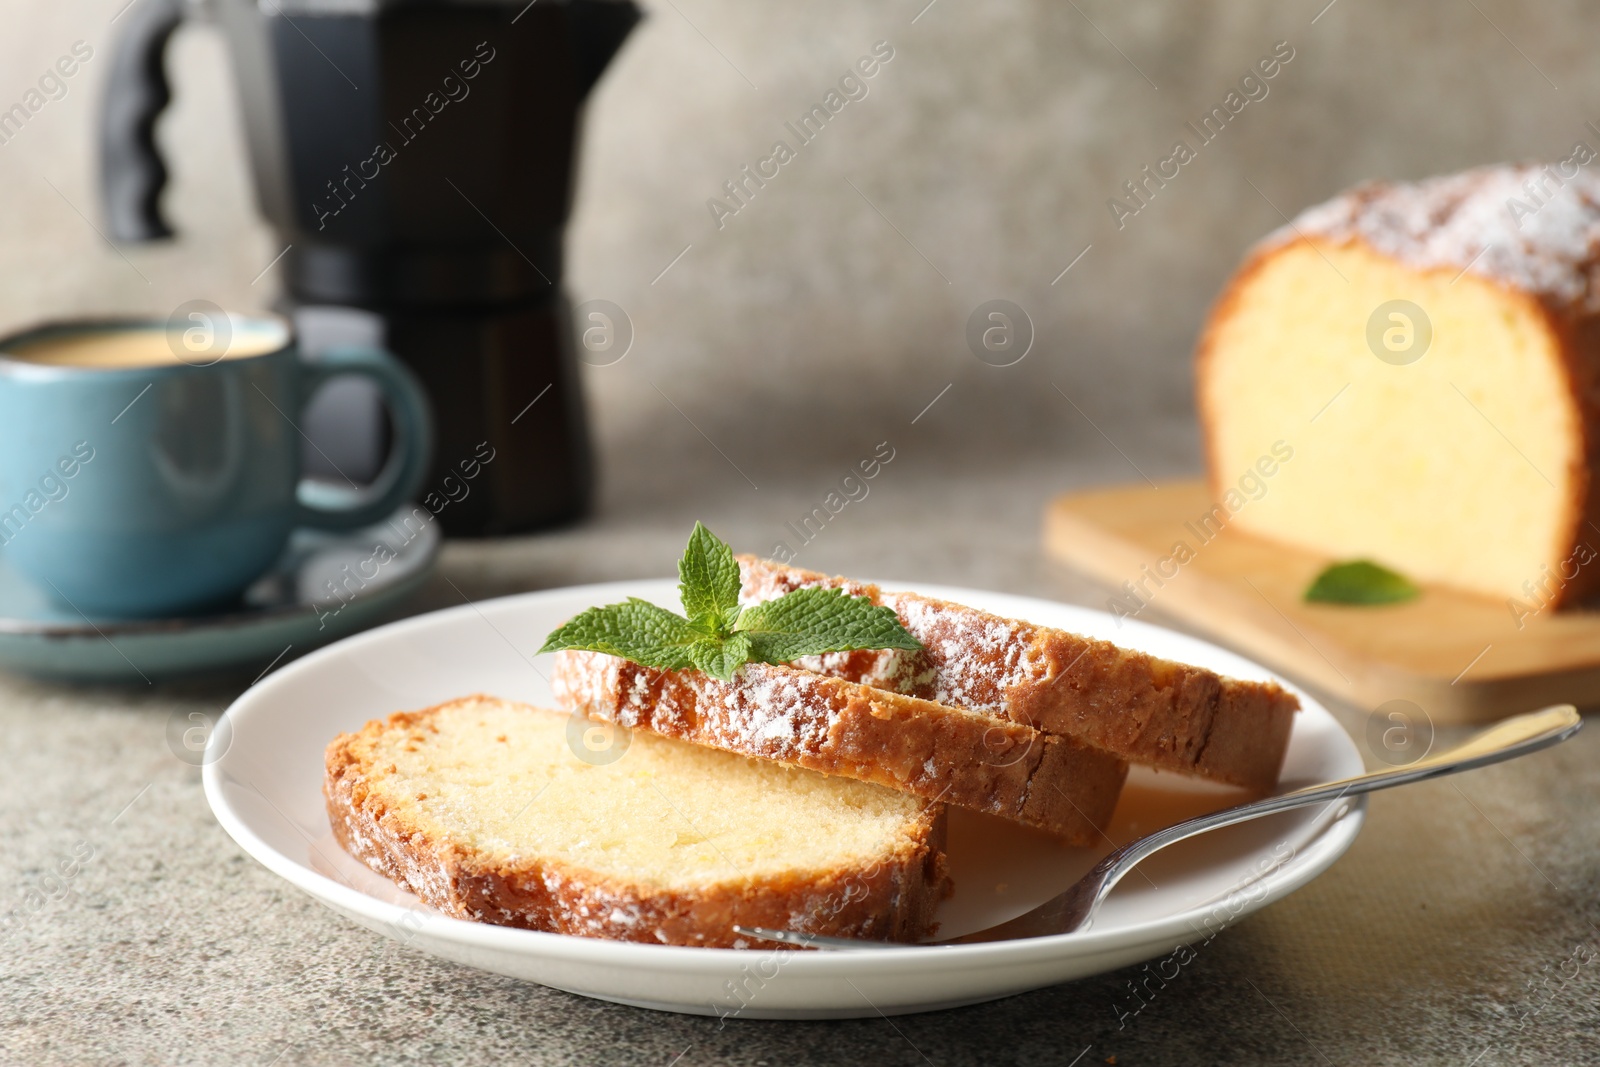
{"left": 4, "top": 396, "right": 1598, "bottom": 1066}
{"left": 7, "top": 0, "right": 1600, "bottom": 1061}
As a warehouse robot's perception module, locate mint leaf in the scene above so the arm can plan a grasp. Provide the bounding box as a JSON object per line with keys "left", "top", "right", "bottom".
{"left": 735, "top": 586, "right": 922, "bottom": 664}
{"left": 1304, "top": 560, "right": 1420, "bottom": 605}
{"left": 678, "top": 522, "right": 742, "bottom": 631}
{"left": 538, "top": 597, "right": 705, "bottom": 668}
{"left": 539, "top": 523, "right": 925, "bottom": 680}
{"left": 688, "top": 632, "right": 753, "bottom": 681}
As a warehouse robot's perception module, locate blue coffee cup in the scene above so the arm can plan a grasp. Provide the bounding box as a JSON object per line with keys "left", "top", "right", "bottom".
{"left": 0, "top": 312, "right": 433, "bottom": 617}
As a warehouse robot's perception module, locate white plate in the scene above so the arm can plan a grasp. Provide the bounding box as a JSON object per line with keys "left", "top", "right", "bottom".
{"left": 203, "top": 579, "right": 1366, "bottom": 1019}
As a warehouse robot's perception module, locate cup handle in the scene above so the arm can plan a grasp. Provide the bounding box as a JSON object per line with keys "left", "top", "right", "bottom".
{"left": 294, "top": 346, "right": 435, "bottom": 531}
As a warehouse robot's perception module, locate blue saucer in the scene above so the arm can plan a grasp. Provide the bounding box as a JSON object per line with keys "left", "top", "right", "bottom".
{"left": 0, "top": 504, "right": 440, "bottom": 683}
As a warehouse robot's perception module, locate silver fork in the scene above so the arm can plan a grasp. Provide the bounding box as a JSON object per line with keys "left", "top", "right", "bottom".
{"left": 736, "top": 703, "right": 1580, "bottom": 950}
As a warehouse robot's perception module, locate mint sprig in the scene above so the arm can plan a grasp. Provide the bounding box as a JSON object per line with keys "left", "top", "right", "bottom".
{"left": 538, "top": 522, "right": 921, "bottom": 680}
{"left": 677, "top": 520, "right": 743, "bottom": 632}
{"left": 1304, "top": 559, "right": 1420, "bottom": 605}
{"left": 538, "top": 597, "right": 706, "bottom": 670}
{"left": 734, "top": 585, "right": 920, "bottom": 663}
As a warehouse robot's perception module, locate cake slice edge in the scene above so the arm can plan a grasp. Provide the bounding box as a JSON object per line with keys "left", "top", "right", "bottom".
{"left": 550, "top": 652, "right": 1129, "bottom": 844}
{"left": 737, "top": 555, "right": 1298, "bottom": 792}
{"left": 323, "top": 695, "right": 952, "bottom": 948}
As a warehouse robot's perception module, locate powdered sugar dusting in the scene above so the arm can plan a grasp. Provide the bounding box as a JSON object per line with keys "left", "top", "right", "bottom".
{"left": 1264, "top": 164, "right": 1600, "bottom": 311}
{"left": 882, "top": 593, "right": 1035, "bottom": 711}
{"left": 793, "top": 648, "right": 933, "bottom": 695}
{"left": 709, "top": 664, "right": 840, "bottom": 756}
{"left": 553, "top": 650, "right": 842, "bottom": 763}
{"left": 736, "top": 558, "right": 1047, "bottom": 712}
{"left": 736, "top": 553, "right": 877, "bottom": 606}
{"left": 551, "top": 651, "right": 630, "bottom": 722}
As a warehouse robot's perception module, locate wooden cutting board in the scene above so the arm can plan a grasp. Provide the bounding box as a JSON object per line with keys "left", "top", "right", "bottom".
{"left": 1044, "top": 481, "right": 1600, "bottom": 723}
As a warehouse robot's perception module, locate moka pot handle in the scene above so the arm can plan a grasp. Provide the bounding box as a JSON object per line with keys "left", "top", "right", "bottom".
{"left": 99, "top": 0, "right": 186, "bottom": 242}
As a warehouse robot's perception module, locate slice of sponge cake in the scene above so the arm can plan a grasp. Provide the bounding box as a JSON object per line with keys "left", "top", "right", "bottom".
{"left": 737, "top": 555, "right": 1297, "bottom": 792}
{"left": 325, "top": 696, "right": 950, "bottom": 947}
{"left": 1197, "top": 164, "right": 1600, "bottom": 607}
{"left": 551, "top": 651, "right": 1129, "bottom": 843}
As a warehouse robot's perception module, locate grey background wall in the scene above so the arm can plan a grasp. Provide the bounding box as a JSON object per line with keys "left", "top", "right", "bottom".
{"left": 0, "top": 0, "right": 1590, "bottom": 574}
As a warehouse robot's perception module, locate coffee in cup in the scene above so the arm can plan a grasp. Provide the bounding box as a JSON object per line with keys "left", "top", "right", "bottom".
{"left": 0, "top": 312, "right": 433, "bottom": 617}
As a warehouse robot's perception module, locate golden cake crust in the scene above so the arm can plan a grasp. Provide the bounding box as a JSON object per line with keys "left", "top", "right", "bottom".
{"left": 324, "top": 696, "right": 951, "bottom": 948}
{"left": 551, "top": 654, "right": 1129, "bottom": 843}
{"left": 737, "top": 556, "right": 1296, "bottom": 791}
